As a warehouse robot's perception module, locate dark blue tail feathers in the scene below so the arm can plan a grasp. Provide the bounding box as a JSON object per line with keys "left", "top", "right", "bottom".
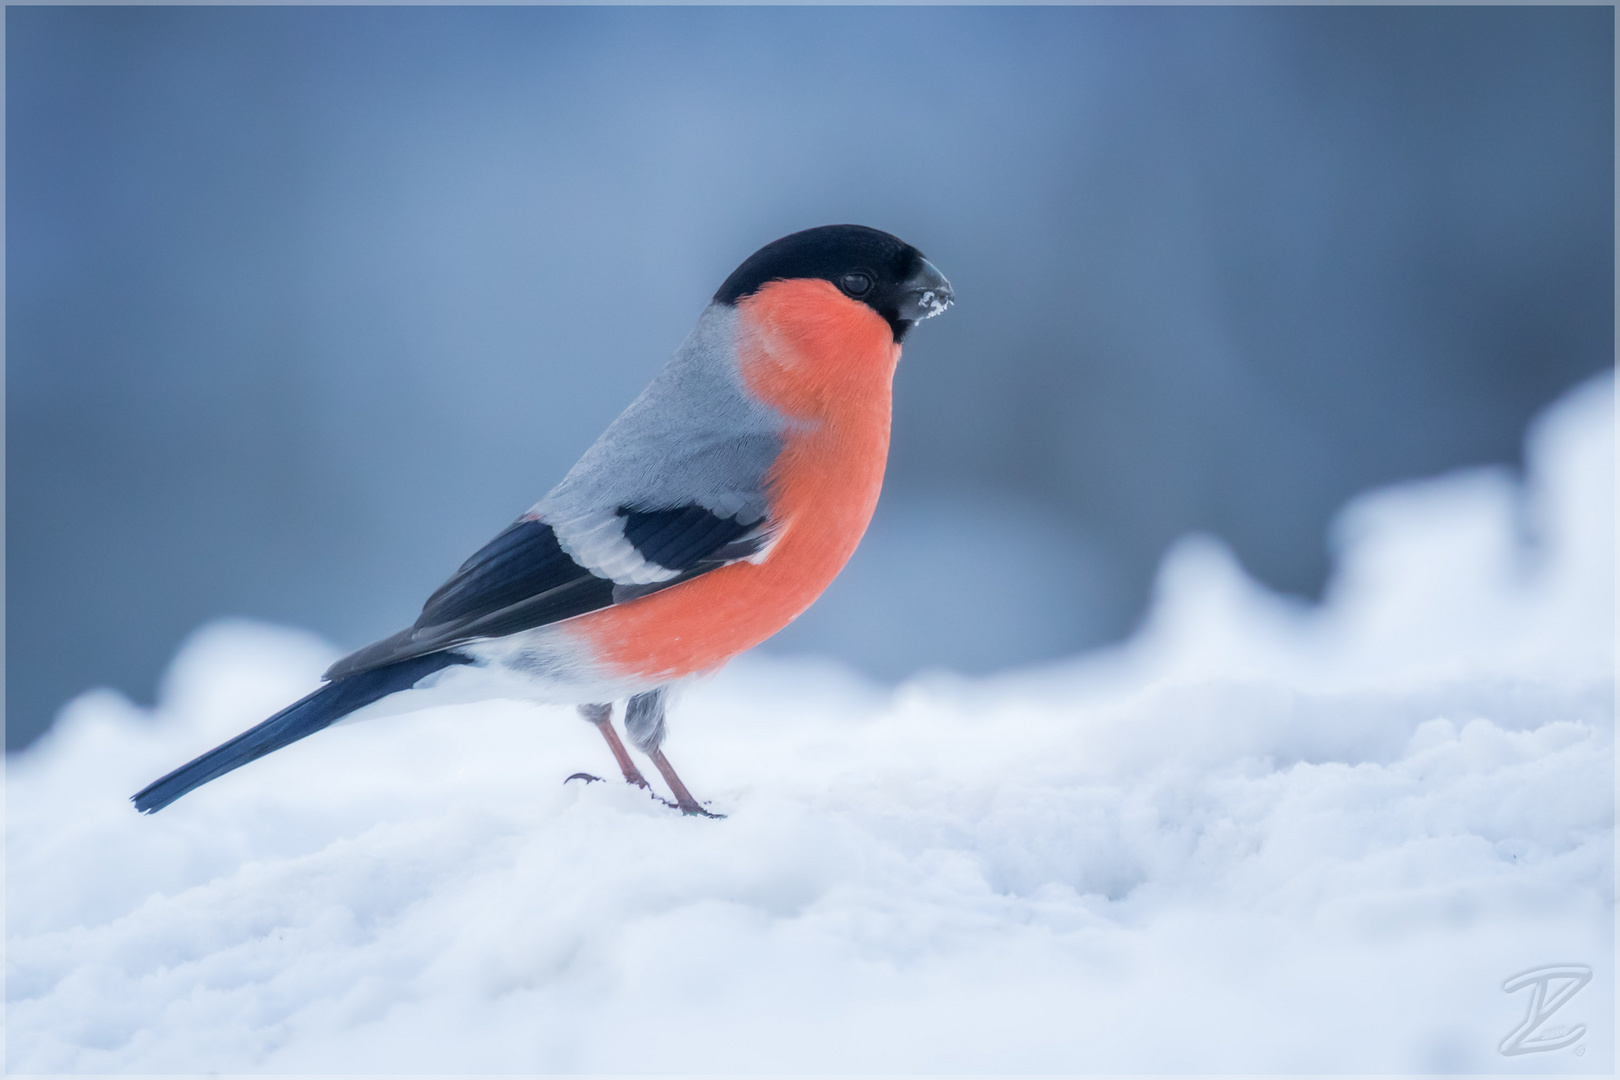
{"left": 132, "top": 651, "right": 472, "bottom": 814}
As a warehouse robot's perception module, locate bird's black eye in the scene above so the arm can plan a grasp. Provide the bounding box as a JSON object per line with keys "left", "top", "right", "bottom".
{"left": 840, "top": 272, "right": 872, "bottom": 297}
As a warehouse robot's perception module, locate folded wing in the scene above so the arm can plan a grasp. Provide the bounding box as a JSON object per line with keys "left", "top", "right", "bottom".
{"left": 324, "top": 505, "right": 768, "bottom": 680}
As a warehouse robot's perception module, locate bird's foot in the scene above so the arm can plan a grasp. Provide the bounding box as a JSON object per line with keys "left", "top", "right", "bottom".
{"left": 644, "top": 791, "right": 725, "bottom": 817}
{"left": 570, "top": 768, "right": 722, "bottom": 817}
{"left": 647, "top": 747, "right": 725, "bottom": 818}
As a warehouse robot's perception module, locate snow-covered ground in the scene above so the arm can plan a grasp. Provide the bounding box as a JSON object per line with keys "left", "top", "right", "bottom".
{"left": 8, "top": 375, "right": 1613, "bottom": 1074}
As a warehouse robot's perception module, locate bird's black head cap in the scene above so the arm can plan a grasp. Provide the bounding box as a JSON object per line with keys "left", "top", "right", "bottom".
{"left": 714, "top": 224, "right": 951, "bottom": 342}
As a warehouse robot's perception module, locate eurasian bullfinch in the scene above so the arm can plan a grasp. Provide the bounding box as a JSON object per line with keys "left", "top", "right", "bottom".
{"left": 134, "top": 224, "right": 954, "bottom": 817}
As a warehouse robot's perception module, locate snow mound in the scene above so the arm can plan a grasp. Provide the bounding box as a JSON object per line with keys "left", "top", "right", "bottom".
{"left": 7, "top": 375, "right": 1612, "bottom": 1073}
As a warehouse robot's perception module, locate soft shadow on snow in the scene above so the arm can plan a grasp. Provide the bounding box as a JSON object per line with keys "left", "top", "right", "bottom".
{"left": 7, "top": 375, "right": 1613, "bottom": 1073}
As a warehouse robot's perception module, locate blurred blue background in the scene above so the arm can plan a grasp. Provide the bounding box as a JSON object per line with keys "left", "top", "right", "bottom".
{"left": 7, "top": 6, "right": 1613, "bottom": 751}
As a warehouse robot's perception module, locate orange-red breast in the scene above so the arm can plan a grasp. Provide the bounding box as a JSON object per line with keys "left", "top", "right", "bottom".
{"left": 134, "top": 225, "right": 953, "bottom": 816}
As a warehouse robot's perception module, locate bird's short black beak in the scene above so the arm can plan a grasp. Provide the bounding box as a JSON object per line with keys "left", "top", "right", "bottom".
{"left": 897, "top": 257, "right": 954, "bottom": 323}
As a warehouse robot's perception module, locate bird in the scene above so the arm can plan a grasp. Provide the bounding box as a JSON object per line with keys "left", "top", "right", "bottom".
{"left": 132, "top": 224, "right": 953, "bottom": 817}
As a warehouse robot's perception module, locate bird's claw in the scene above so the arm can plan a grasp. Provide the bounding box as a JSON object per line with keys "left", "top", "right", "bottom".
{"left": 644, "top": 792, "right": 725, "bottom": 818}
{"left": 568, "top": 772, "right": 719, "bottom": 816}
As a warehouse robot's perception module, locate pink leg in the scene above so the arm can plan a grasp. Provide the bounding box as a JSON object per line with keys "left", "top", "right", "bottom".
{"left": 578, "top": 703, "right": 650, "bottom": 789}
{"left": 648, "top": 746, "right": 723, "bottom": 818}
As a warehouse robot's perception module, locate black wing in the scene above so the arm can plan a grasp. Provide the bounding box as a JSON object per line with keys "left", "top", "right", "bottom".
{"left": 324, "top": 507, "right": 765, "bottom": 680}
